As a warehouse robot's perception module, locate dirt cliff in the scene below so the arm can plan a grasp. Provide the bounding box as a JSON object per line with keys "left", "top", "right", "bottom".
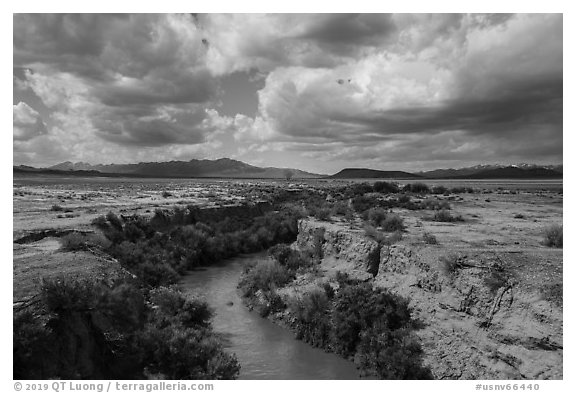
{"left": 296, "top": 218, "right": 562, "bottom": 379}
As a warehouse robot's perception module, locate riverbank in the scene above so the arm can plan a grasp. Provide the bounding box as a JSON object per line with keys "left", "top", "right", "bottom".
{"left": 240, "top": 191, "right": 563, "bottom": 379}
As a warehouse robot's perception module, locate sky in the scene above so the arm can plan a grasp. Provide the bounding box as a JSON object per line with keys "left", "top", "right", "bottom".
{"left": 12, "top": 13, "right": 563, "bottom": 174}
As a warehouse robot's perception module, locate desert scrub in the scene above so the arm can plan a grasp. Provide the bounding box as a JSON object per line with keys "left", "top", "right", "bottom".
{"left": 543, "top": 224, "right": 562, "bottom": 248}
{"left": 268, "top": 244, "right": 314, "bottom": 272}
{"left": 439, "top": 253, "right": 463, "bottom": 277}
{"left": 238, "top": 260, "right": 294, "bottom": 298}
{"left": 60, "top": 232, "right": 112, "bottom": 251}
{"left": 373, "top": 181, "right": 400, "bottom": 194}
{"left": 51, "top": 204, "right": 64, "bottom": 212}
{"left": 432, "top": 209, "right": 464, "bottom": 222}
{"left": 403, "top": 182, "right": 430, "bottom": 194}
{"left": 367, "top": 207, "right": 388, "bottom": 227}
{"left": 422, "top": 232, "right": 438, "bottom": 244}
{"left": 312, "top": 207, "right": 332, "bottom": 221}
{"left": 288, "top": 287, "right": 332, "bottom": 347}
{"left": 15, "top": 278, "right": 239, "bottom": 379}
{"left": 381, "top": 213, "right": 405, "bottom": 232}
{"left": 483, "top": 269, "right": 509, "bottom": 295}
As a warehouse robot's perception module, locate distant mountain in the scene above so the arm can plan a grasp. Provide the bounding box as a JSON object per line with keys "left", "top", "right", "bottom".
{"left": 456, "top": 166, "right": 562, "bottom": 179}
{"left": 420, "top": 164, "right": 563, "bottom": 179}
{"left": 330, "top": 168, "right": 422, "bottom": 179}
{"left": 36, "top": 158, "right": 323, "bottom": 179}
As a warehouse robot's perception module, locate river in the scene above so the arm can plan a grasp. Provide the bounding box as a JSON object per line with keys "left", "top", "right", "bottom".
{"left": 179, "top": 253, "right": 360, "bottom": 380}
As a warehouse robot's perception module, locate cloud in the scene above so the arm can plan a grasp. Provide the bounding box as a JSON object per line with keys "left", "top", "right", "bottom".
{"left": 13, "top": 102, "right": 47, "bottom": 141}
{"left": 235, "top": 14, "right": 562, "bottom": 167}
{"left": 13, "top": 13, "right": 563, "bottom": 170}
{"left": 14, "top": 14, "right": 224, "bottom": 151}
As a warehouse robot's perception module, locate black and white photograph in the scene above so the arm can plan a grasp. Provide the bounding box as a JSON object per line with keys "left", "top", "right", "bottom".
{"left": 11, "top": 8, "right": 565, "bottom": 385}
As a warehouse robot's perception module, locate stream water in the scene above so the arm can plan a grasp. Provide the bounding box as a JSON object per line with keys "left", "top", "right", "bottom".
{"left": 179, "top": 253, "right": 360, "bottom": 380}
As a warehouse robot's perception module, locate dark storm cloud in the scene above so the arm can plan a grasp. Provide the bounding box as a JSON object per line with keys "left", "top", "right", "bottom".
{"left": 14, "top": 13, "right": 222, "bottom": 150}
{"left": 297, "top": 14, "right": 397, "bottom": 50}
{"left": 351, "top": 76, "right": 562, "bottom": 137}
{"left": 92, "top": 105, "right": 214, "bottom": 146}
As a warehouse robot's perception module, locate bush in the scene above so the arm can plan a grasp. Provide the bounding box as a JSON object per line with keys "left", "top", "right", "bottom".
{"left": 367, "top": 208, "right": 388, "bottom": 227}
{"left": 331, "top": 201, "right": 351, "bottom": 216}
{"left": 288, "top": 288, "right": 332, "bottom": 347}
{"left": 60, "top": 232, "right": 111, "bottom": 251}
{"left": 313, "top": 207, "right": 332, "bottom": 221}
{"left": 149, "top": 287, "right": 213, "bottom": 329}
{"left": 431, "top": 185, "right": 448, "bottom": 195}
{"left": 433, "top": 209, "right": 464, "bottom": 222}
{"left": 439, "top": 253, "right": 462, "bottom": 277}
{"left": 397, "top": 194, "right": 410, "bottom": 204}
{"left": 381, "top": 214, "right": 405, "bottom": 232}
{"left": 403, "top": 183, "right": 430, "bottom": 194}
{"left": 162, "top": 191, "right": 173, "bottom": 198}
{"left": 483, "top": 270, "right": 508, "bottom": 294}
{"left": 543, "top": 224, "right": 562, "bottom": 248}
{"left": 364, "top": 224, "right": 385, "bottom": 243}
{"left": 352, "top": 195, "right": 379, "bottom": 214}
{"left": 357, "top": 327, "right": 433, "bottom": 379}
{"left": 331, "top": 282, "right": 412, "bottom": 357}
{"left": 238, "top": 260, "right": 294, "bottom": 298}
{"left": 373, "top": 181, "right": 399, "bottom": 194}
{"left": 51, "top": 204, "right": 64, "bottom": 212}
{"left": 422, "top": 232, "right": 438, "bottom": 245}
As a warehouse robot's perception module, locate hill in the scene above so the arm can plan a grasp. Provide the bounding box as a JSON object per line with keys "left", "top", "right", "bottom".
{"left": 330, "top": 168, "right": 422, "bottom": 179}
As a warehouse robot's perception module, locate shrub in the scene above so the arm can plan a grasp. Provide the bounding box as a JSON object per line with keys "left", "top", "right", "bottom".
{"left": 238, "top": 260, "right": 294, "bottom": 298}
{"left": 331, "top": 201, "right": 350, "bottom": 216}
{"left": 373, "top": 181, "right": 399, "bottom": 194}
{"left": 403, "top": 183, "right": 430, "bottom": 194}
{"left": 352, "top": 195, "right": 379, "bottom": 214}
{"left": 382, "top": 231, "right": 403, "bottom": 246}
{"left": 357, "top": 327, "right": 433, "bottom": 379}
{"left": 513, "top": 213, "right": 526, "bottom": 219}
{"left": 439, "top": 253, "right": 462, "bottom": 277}
{"left": 91, "top": 215, "right": 108, "bottom": 228}
{"left": 397, "top": 194, "right": 410, "bottom": 204}
{"left": 60, "top": 232, "right": 112, "bottom": 251}
{"left": 288, "top": 288, "right": 332, "bottom": 347}
{"left": 162, "top": 191, "right": 173, "bottom": 198}
{"left": 433, "top": 209, "right": 464, "bottom": 222}
{"left": 367, "top": 207, "right": 388, "bottom": 227}
{"left": 543, "top": 224, "right": 562, "bottom": 248}
{"left": 313, "top": 207, "right": 332, "bottom": 221}
{"left": 483, "top": 270, "right": 508, "bottom": 294}
{"left": 431, "top": 185, "right": 448, "bottom": 195}
{"left": 331, "top": 282, "right": 412, "bottom": 357}
{"left": 421, "top": 199, "right": 451, "bottom": 211}
{"left": 422, "top": 232, "right": 438, "bottom": 245}
{"left": 149, "top": 287, "right": 213, "bottom": 329}
{"left": 364, "top": 224, "right": 385, "bottom": 243}
{"left": 51, "top": 204, "right": 64, "bottom": 212}
{"left": 137, "top": 324, "right": 239, "bottom": 379}
{"left": 381, "top": 214, "right": 405, "bottom": 232}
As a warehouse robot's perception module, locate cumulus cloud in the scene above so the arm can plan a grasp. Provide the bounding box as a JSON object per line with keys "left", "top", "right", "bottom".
{"left": 235, "top": 14, "right": 562, "bottom": 168}
{"left": 13, "top": 102, "right": 47, "bottom": 141}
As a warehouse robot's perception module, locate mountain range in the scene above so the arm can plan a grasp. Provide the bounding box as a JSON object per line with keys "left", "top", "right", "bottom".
{"left": 13, "top": 159, "right": 563, "bottom": 180}
{"left": 15, "top": 158, "right": 321, "bottom": 179}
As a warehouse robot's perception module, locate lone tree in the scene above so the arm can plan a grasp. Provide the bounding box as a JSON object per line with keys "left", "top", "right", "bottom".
{"left": 284, "top": 169, "right": 295, "bottom": 181}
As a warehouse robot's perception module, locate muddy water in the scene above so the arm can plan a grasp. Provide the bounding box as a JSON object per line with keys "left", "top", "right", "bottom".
{"left": 179, "top": 253, "right": 360, "bottom": 380}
